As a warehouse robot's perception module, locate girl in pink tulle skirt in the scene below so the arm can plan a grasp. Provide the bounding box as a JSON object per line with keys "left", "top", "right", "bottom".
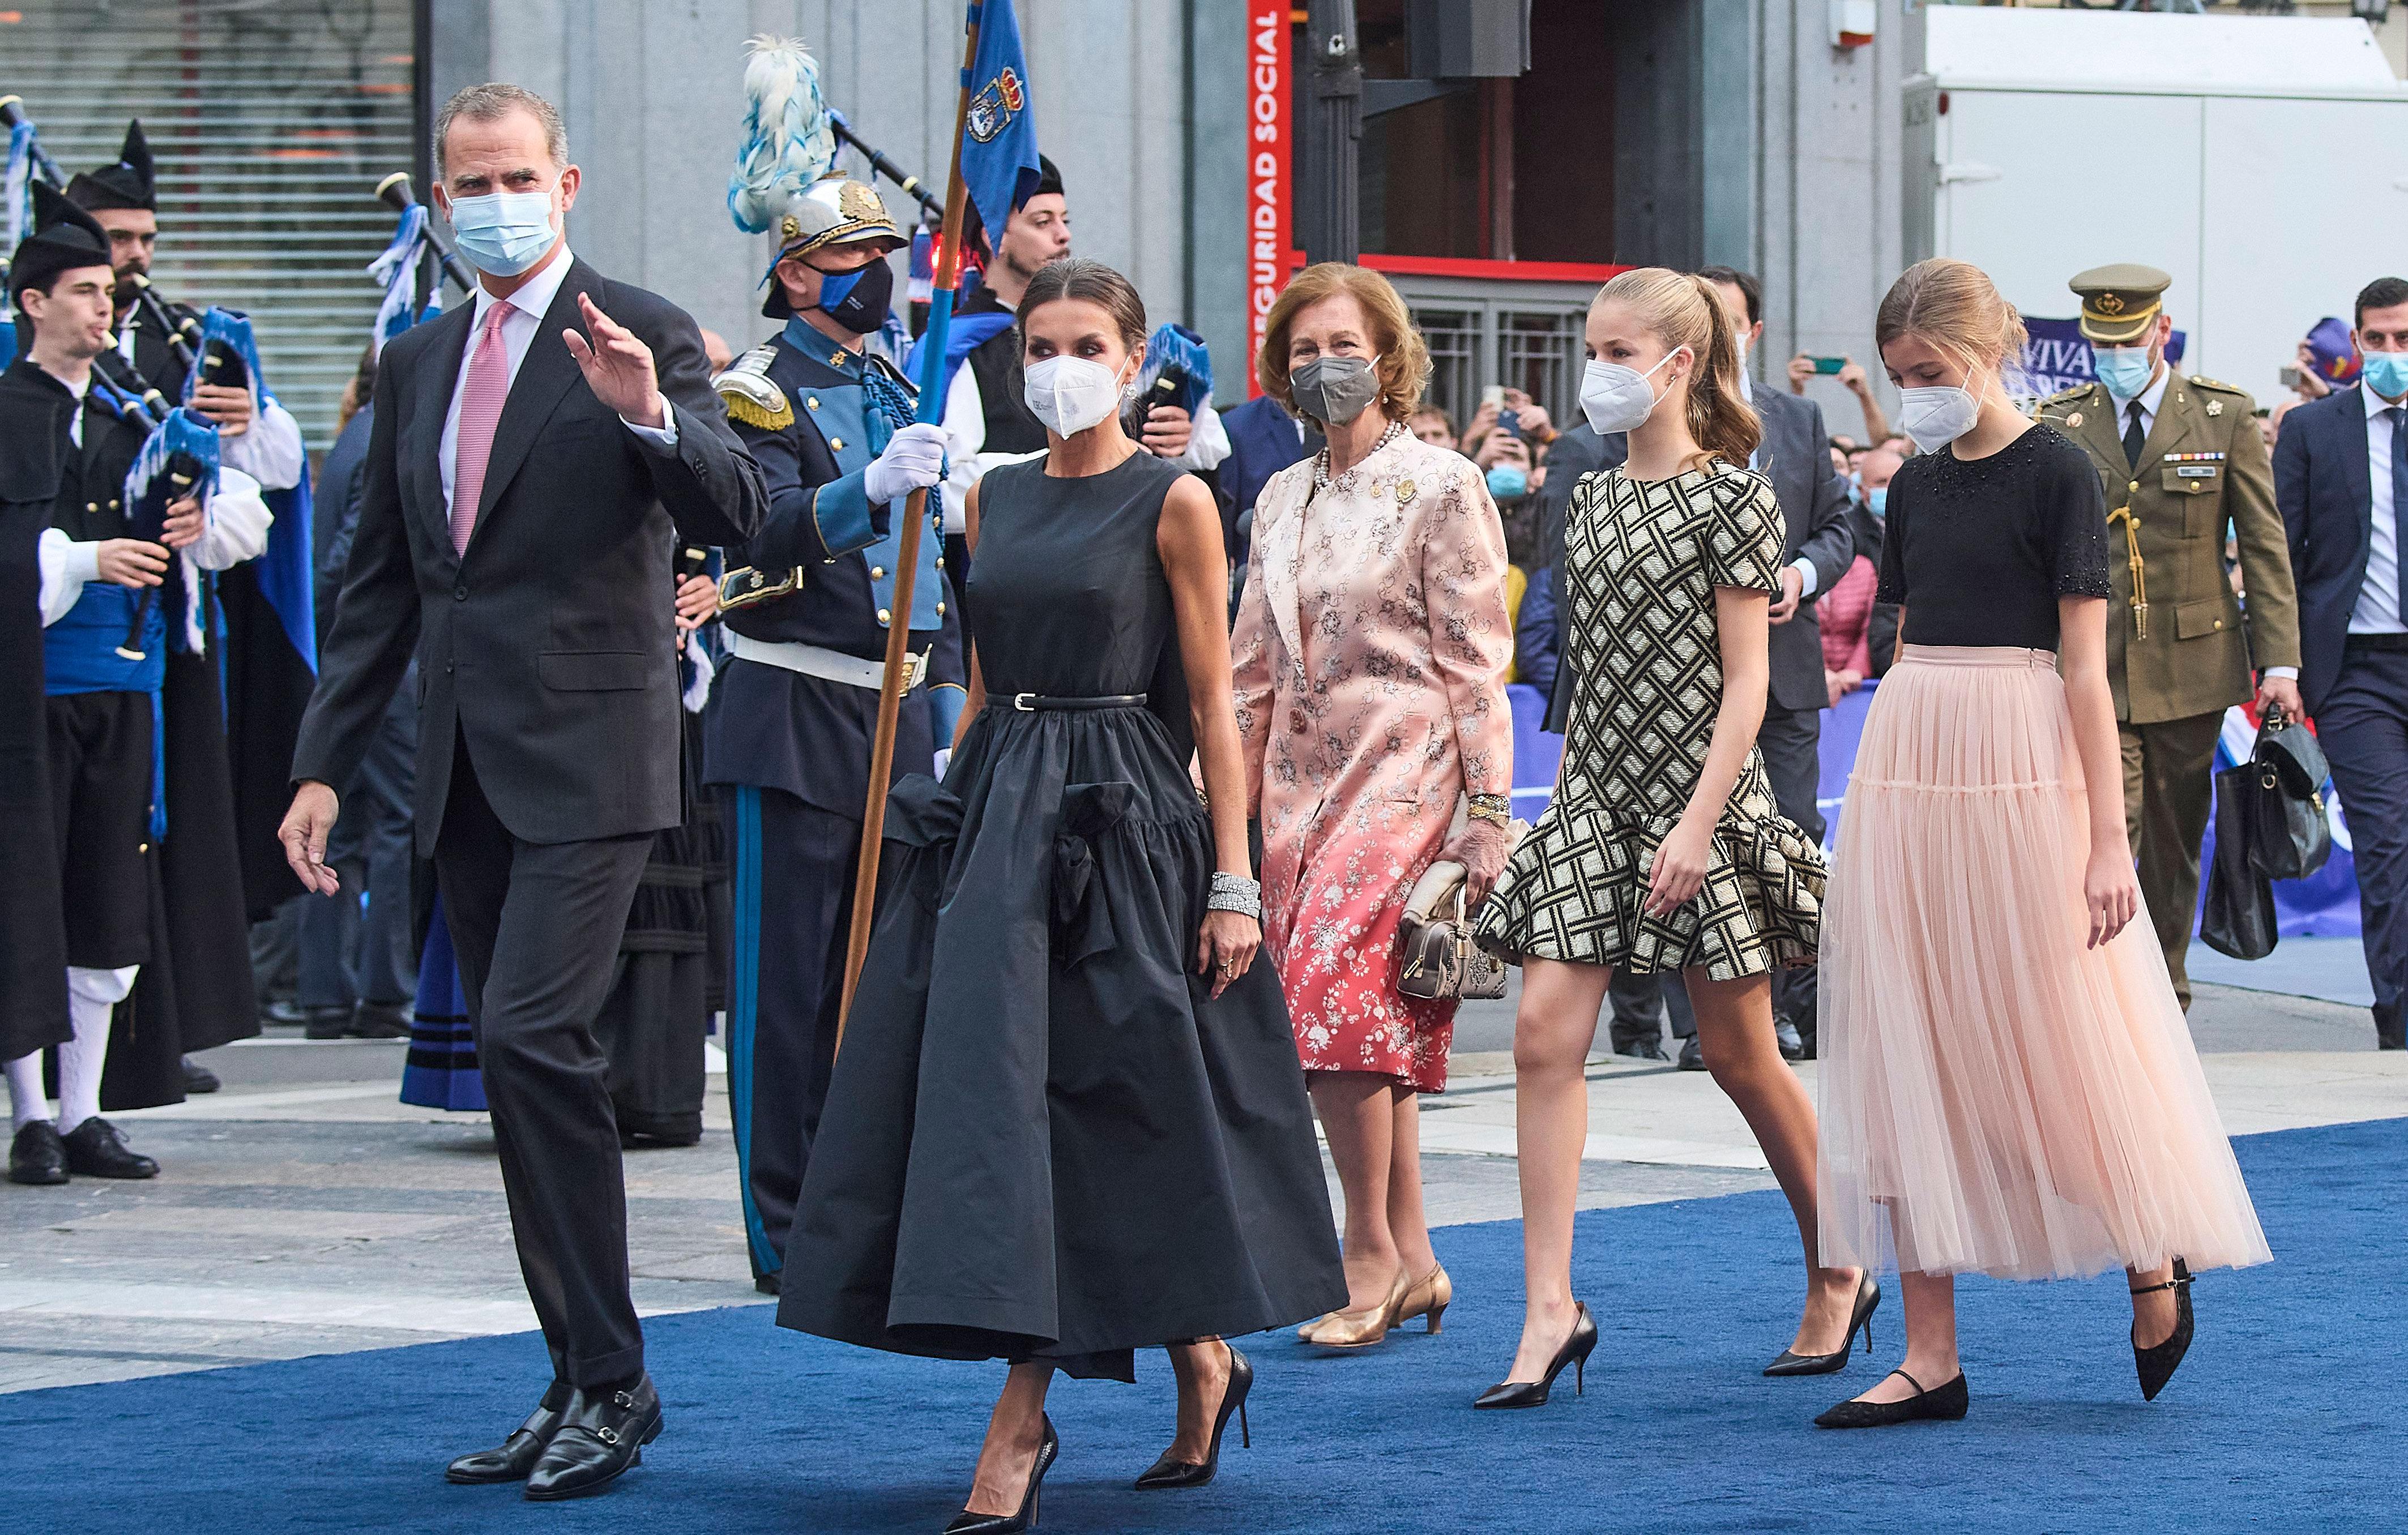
{"left": 1812, "top": 260, "right": 2270, "bottom": 1431}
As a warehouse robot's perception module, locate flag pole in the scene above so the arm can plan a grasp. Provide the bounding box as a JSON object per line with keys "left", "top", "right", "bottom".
{"left": 836, "top": 5, "right": 984, "bottom": 1048}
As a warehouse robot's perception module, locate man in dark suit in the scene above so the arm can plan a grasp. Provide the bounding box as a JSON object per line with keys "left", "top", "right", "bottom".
{"left": 1604, "top": 267, "right": 1852, "bottom": 1064}
{"left": 2273, "top": 275, "right": 2408, "bottom": 1051}
{"left": 278, "top": 84, "right": 765, "bottom": 1499}
{"left": 1218, "top": 390, "right": 1311, "bottom": 587}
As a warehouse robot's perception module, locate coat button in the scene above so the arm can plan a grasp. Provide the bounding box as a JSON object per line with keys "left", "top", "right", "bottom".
{"left": 2129, "top": 517, "right": 2142, "bottom": 531}
{"left": 445, "top": 662, "right": 455, "bottom": 674}
{"left": 936, "top": 601, "right": 946, "bottom": 615}
{"left": 806, "top": 397, "right": 819, "bottom": 411}
{"left": 934, "top": 555, "right": 945, "bottom": 569}
{"left": 87, "top": 501, "right": 99, "bottom": 512}
{"left": 830, "top": 437, "right": 844, "bottom": 451}
{"left": 109, "top": 498, "right": 119, "bottom": 510}
{"left": 2214, "top": 618, "right": 2223, "bottom": 630}
{"left": 870, "top": 566, "right": 886, "bottom": 579}
{"left": 2128, "top": 480, "right": 2140, "bottom": 492}
{"left": 454, "top": 585, "right": 467, "bottom": 601}
{"left": 137, "top": 841, "right": 150, "bottom": 854}
{"left": 877, "top": 608, "right": 891, "bottom": 624}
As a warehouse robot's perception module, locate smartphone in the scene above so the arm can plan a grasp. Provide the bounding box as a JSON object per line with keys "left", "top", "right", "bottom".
{"left": 1497, "top": 408, "right": 1522, "bottom": 439}
{"left": 2277, "top": 365, "right": 2302, "bottom": 388}
{"left": 1480, "top": 383, "right": 1507, "bottom": 412}
{"left": 1811, "top": 356, "right": 1847, "bottom": 375}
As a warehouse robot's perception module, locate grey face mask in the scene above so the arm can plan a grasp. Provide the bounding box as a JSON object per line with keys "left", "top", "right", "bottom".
{"left": 1292, "top": 353, "right": 1383, "bottom": 426}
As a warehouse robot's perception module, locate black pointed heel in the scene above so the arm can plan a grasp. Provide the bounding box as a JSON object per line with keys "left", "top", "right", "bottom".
{"left": 1764, "top": 1273, "right": 1882, "bottom": 1376}
{"left": 2132, "top": 1258, "right": 2195, "bottom": 1402}
{"left": 1813, "top": 1367, "right": 1970, "bottom": 1429}
{"left": 946, "top": 1414, "right": 1056, "bottom": 1533}
{"left": 1134, "top": 1343, "right": 1252, "bottom": 1490}
{"left": 1474, "top": 1302, "right": 1598, "bottom": 1410}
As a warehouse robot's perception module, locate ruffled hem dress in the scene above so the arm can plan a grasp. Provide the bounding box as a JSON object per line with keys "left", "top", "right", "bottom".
{"left": 775, "top": 451, "right": 1345, "bottom": 1382}
{"left": 1476, "top": 463, "right": 1824, "bottom": 977}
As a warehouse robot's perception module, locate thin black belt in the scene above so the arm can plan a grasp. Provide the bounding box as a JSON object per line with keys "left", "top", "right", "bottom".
{"left": 2343, "top": 631, "right": 2408, "bottom": 653}
{"left": 1004, "top": 692, "right": 1147, "bottom": 712}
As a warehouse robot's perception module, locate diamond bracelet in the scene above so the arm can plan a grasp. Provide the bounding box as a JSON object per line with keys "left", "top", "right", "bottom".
{"left": 1206, "top": 871, "right": 1262, "bottom": 918}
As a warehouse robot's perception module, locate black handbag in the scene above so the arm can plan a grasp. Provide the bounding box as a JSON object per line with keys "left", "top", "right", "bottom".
{"left": 2200, "top": 760, "right": 2278, "bottom": 961}
{"left": 2244, "top": 709, "right": 2334, "bottom": 883}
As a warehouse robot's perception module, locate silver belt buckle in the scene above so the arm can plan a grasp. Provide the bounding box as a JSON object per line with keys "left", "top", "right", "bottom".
{"left": 1013, "top": 691, "right": 1036, "bottom": 712}
{"left": 903, "top": 649, "right": 930, "bottom": 692}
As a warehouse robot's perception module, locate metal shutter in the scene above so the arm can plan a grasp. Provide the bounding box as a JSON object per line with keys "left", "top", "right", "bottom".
{"left": 7, "top": 1, "right": 417, "bottom": 447}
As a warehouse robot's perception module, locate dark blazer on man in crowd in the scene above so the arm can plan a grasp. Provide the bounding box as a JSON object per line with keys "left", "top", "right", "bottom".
{"left": 1542, "top": 389, "right": 1851, "bottom": 727}
{"left": 1219, "top": 392, "right": 1312, "bottom": 568}
{"left": 313, "top": 401, "right": 375, "bottom": 651}
{"left": 292, "top": 258, "right": 767, "bottom": 853}
{"left": 2274, "top": 383, "right": 2386, "bottom": 712}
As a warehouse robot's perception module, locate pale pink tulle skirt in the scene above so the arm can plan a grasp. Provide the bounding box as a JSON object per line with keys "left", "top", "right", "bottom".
{"left": 1817, "top": 645, "right": 2272, "bottom": 1281}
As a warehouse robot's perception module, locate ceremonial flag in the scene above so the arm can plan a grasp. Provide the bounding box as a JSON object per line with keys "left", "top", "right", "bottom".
{"left": 959, "top": 0, "right": 1041, "bottom": 255}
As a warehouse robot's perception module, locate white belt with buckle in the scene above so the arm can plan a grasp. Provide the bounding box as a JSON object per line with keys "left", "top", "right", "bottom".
{"left": 726, "top": 632, "right": 928, "bottom": 691}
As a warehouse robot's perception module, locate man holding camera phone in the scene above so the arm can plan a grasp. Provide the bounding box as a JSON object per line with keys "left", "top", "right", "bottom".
{"left": 1787, "top": 350, "right": 1892, "bottom": 449}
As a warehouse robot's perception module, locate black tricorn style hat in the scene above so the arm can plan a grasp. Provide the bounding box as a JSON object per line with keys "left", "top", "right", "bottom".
{"left": 9, "top": 181, "right": 116, "bottom": 297}
{"left": 64, "top": 119, "right": 156, "bottom": 212}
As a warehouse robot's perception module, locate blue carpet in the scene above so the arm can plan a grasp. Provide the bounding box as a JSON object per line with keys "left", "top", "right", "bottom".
{"left": 7, "top": 1120, "right": 2402, "bottom": 1532}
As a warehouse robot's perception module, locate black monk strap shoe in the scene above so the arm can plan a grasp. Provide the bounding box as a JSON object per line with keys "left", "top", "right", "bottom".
{"left": 446, "top": 1382, "right": 571, "bottom": 1485}
{"left": 180, "top": 1056, "right": 221, "bottom": 1094}
{"left": 523, "top": 1374, "right": 662, "bottom": 1501}
{"left": 9, "top": 1121, "right": 69, "bottom": 1185}
{"left": 60, "top": 1118, "right": 157, "bottom": 1179}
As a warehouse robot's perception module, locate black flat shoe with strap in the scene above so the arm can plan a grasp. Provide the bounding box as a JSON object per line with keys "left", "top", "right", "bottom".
{"left": 1813, "top": 1367, "right": 1969, "bottom": 1429}
{"left": 2132, "top": 1258, "right": 2196, "bottom": 1402}
{"left": 1134, "top": 1344, "right": 1252, "bottom": 1490}
{"left": 1764, "top": 1274, "right": 1881, "bottom": 1376}
{"left": 1474, "top": 1302, "right": 1598, "bottom": 1410}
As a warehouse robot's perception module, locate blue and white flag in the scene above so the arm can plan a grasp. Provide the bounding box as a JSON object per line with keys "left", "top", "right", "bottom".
{"left": 366, "top": 204, "right": 440, "bottom": 358}
{"left": 959, "top": 0, "right": 1042, "bottom": 253}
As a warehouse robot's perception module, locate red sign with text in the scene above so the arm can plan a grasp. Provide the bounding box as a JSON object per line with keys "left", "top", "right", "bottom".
{"left": 1246, "top": 5, "right": 1289, "bottom": 396}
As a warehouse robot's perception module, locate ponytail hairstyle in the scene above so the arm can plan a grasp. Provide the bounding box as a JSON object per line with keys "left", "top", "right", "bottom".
{"left": 1593, "top": 266, "right": 1761, "bottom": 471}
{"left": 1875, "top": 258, "right": 2030, "bottom": 390}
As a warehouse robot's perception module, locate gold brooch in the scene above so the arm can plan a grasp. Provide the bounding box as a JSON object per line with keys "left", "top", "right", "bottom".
{"left": 1397, "top": 478, "right": 1417, "bottom": 504}
{"left": 2067, "top": 412, "right": 2083, "bottom": 429}
{"left": 2205, "top": 400, "right": 2223, "bottom": 417}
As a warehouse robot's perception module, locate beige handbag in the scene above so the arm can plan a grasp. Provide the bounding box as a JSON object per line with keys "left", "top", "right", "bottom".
{"left": 1394, "top": 798, "right": 1526, "bottom": 1003}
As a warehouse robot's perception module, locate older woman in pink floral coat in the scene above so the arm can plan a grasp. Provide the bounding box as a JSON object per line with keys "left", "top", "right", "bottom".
{"left": 1234, "top": 264, "right": 1515, "bottom": 1350}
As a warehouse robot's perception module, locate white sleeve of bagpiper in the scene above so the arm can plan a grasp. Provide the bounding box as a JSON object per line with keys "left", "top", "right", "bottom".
{"left": 219, "top": 399, "right": 306, "bottom": 491}
{"left": 193, "top": 467, "right": 274, "bottom": 570}
{"left": 37, "top": 528, "right": 100, "bottom": 627}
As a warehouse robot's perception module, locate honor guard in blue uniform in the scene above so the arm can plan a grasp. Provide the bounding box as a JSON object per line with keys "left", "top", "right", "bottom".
{"left": 712, "top": 78, "right": 964, "bottom": 1291}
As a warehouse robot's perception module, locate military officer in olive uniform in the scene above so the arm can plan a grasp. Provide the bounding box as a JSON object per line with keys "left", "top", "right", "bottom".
{"left": 704, "top": 172, "right": 965, "bottom": 1291}
{"left": 2035, "top": 264, "right": 2304, "bottom": 1008}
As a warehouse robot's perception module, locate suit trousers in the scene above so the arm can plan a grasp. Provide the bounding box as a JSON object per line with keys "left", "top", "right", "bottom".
{"left": 2117, "top": 709, "right": 2223, "bottom": 1011}
{"left": 723, "top": 785, "right": 855, "bottom": 1284}
{"left": 2318, "top": 647, "right": 2408, "bottom": 1049}
{"left": 1609, "top": 705, "right": 1825, "bottom": 1048}
{"left": 432, "top": 734, "right": 654, "bottom": 1387}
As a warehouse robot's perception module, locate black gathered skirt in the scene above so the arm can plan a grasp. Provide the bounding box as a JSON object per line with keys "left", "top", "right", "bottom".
{"left": 775, "top": 702, "right": 1344, "bottom": 1381}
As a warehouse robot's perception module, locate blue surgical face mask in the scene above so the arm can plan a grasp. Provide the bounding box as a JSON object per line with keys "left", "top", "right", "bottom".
{"left": 1865, "top": 485, "right": 1888, "bottom": 519}
{"left": 447, "top": 187, "right": 560, "bottom": 278}
{"left": 2091, "top": 345, "right": 2157, "bottom": 400}
{"left": 1485, "top": 464, "right": 1529, "bottom": 502}
{"left": 2364, "top": 348, "right": 2408, "bottom": 400}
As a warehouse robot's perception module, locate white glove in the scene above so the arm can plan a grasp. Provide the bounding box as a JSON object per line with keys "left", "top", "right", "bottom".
{"left": 863, "top": 422, "right": 950, "bottom": 507}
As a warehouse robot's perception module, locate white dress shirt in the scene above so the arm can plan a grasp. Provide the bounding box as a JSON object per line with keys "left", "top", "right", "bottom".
{"left": 437, "top": 245, "right": 676, "bottom": 519}
{"left": 2358, "top": 383, "right": 2407, "bottom": 633}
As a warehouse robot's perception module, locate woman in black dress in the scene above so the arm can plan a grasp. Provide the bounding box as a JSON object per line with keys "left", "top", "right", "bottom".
{"left": 776, "top": 258, "right": 1344, "bottom": 1531}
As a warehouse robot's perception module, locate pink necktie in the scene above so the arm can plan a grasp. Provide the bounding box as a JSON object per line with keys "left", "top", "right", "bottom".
{"left": 449, "top": 300, "right": 514, "bottom": 554}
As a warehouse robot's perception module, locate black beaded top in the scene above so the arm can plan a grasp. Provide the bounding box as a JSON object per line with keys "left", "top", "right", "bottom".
{"left": 1876, "top": 423, "right": 2111, "bottom": 651}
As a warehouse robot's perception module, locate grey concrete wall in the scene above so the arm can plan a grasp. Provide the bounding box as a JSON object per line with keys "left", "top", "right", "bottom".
{"left": 1754, "top": 0, "right": 1909, "bottom": 433}
{"left": 429, "top": 0, "right": 1200, "bottom": 363}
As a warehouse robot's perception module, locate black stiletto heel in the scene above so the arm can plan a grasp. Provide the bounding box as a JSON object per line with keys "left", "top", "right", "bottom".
{"left": 1135, "top": 1342, "right": 1252, "bottom": 1490}
{"left": 1474, "top": 1302, "right": 1598, "bottom": 1409}
{"left": 946, "top": 1414, "right": 1056, "bottom": 1533}
{"left": 1764, "top": 1274, "right": 1883, "bottom": 1376}
{"left": 2131, "top": 1258, "right": 2195, "bottom": 1402}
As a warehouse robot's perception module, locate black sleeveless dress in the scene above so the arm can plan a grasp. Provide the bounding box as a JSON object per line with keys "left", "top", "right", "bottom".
{"left": 776, "top": 450, "right": 1344, "bottom": 1380}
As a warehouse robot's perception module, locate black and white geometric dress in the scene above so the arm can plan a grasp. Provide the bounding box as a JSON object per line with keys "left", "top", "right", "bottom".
{"left": 1476, "top": 461, "right": 1825, "bottom": 979}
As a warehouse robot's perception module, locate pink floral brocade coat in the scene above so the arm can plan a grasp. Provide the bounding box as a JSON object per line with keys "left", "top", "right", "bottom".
{"left": 1232, "top": 432, "right": 1514, "bottom": 1092}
